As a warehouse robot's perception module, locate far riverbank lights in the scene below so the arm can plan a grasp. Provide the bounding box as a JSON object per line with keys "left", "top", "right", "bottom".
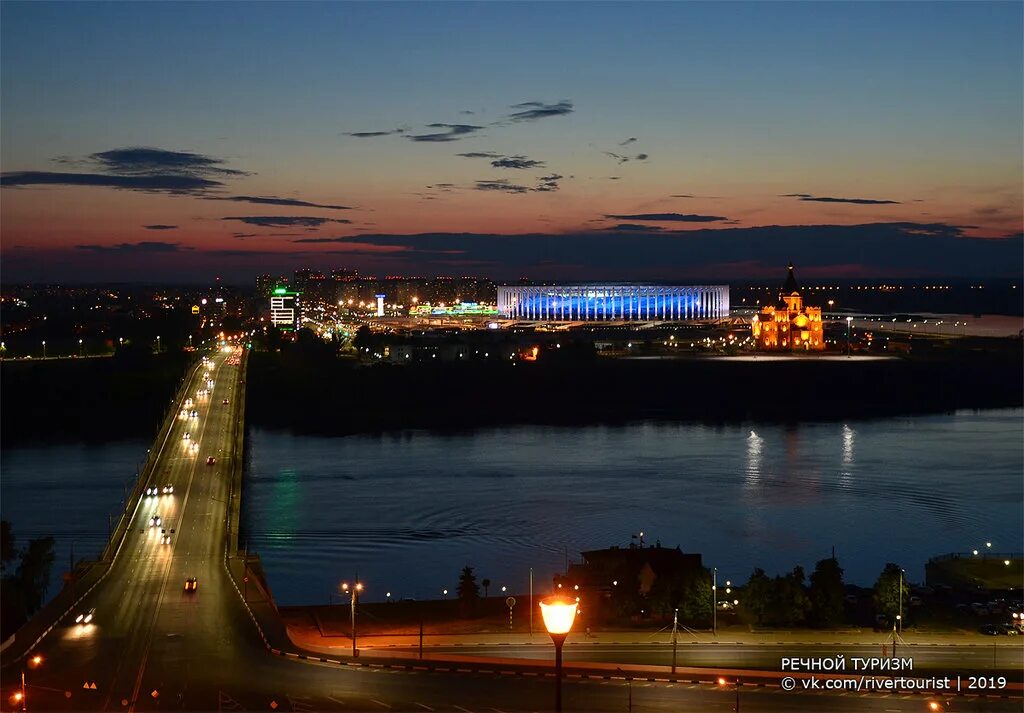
{"left": 540, "top": 596, "right": 578, "bottom": 712}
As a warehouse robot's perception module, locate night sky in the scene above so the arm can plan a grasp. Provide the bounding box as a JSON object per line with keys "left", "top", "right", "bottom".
{"left": 2, "top": 1, "right": 1021, "bottom": 283}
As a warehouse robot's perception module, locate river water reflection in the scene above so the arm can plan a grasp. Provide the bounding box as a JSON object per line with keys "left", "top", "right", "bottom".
{"left": 241, "top": 409, "right": 1022, "bottom": 605}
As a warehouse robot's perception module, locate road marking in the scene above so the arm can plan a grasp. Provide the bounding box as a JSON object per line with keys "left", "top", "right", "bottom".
{"left": 453, "top": 706, "right": 473, "bottom": 713}
{"left": 369, "top": 699, "right": 391, "bottom": 709}
{"left": 326, "top": 696, "right": 346, "bottom": 706}
{"left": 414, "top": 704, "right": 433, "bottom": 711}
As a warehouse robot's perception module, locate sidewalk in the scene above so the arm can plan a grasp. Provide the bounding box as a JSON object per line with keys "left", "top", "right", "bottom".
{"left": 281, "top": 613, "right": 1024, "bottom": 651}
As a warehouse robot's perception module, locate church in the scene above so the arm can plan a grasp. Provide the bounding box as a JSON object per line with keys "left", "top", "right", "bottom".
{"left": 751, "top": 264, "right": 824, "bottom": 351}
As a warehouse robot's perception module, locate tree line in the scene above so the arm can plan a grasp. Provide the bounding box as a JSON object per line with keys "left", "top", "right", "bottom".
{"left": 1, "top": 520, "right": 56, "bottom": 639}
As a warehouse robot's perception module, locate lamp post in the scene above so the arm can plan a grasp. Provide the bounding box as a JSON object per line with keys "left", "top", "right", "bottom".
{"left": 156, "top": 335, "right": 161, "bottom": 353}
{"left": 846, "top": 316, "right": 853, "bottom": 356}
{"left": 341, "top": 579, "right": 363, "bottom": 658}
{"left": 540, "top": 596, "right": 578, "bottom": 713}
{"left": 718, "top": 676, "right": 740, "bottom": 712}
{"left": 78, "top": 338, "right": 83, "bottom": 357}
{"left": 41, "top": 340, "right": 46, "bottom": 359}
{"left": 898, "top": 568, "right": 905, "bottom": 635}
{"left": 712, "top": 567, "right": 717, "bottom": 636}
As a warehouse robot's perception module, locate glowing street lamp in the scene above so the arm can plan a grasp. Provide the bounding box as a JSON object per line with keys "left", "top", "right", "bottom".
{"left": 41, "top": 341, "right": 46, "bottom": 359}
{"left": 341, "top": 579, "right": 364, "bottom": 658}
{"left": 539, "top": 596, "right": 578, "bottom": 713}
{"left": 78, "top": 338, "right": 83, "bottom": 357}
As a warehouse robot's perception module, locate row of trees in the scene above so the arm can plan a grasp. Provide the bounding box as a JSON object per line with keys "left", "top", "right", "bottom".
{"left": 1, "top": 520, "right": 57, "bottom": 639}
{"left": 742, "top": 558, "right": 909, "bottom": 628}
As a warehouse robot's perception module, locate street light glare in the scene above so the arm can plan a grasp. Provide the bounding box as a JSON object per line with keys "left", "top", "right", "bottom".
{"left": 539, "top": 596, "right": 578, "bottom": 635}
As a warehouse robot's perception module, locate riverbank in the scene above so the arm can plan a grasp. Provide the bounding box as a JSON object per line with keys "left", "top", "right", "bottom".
{"left": 247, "top": 347, "right": 1022, "bottom": 435}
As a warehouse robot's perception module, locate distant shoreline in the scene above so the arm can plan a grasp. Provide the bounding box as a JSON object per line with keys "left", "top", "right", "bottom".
{"left": 247, "top": 347, "right": 1022, "bottom": 437}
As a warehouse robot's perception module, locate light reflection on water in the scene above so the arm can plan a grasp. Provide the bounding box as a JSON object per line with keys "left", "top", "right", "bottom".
{"left": 241, "top": 410, "right": 1022, "bottom": 605}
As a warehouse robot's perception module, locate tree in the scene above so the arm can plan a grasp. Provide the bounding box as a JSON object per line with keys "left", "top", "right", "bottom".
{"left": 457, "top": 566, "right": 480, "bottom": 616}
{"left": 743, "top": 568, "right": 773, "bottom": 625}
{"left": 17, "top": 536, "right": 56, "bottom": 614}
{"left": 481, "top": 578, "right": 491, "bottom": 598}
{"left": 0, "top": 520, "right": 15, "bottom": 574}
{"left": 679, "top": 570, "right": 713, "bottom": 626}
{"left": 809, "top": 557, "right": 845, "bottom": 628}
{"left": 873, "top": 563, "right": 909, "bottom": 622}
{"left": 771, "top": 566, "right": 810, "bottom": 626}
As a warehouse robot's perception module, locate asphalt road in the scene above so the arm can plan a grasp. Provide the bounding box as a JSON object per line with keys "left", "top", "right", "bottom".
{"left": 5, "top": 347, "right": 1021, "bottom": 712}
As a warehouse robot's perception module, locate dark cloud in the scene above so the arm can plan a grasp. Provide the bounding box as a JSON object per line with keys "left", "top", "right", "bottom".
{"left": 88, "top": 147, "right": 247, "bottom": 177}
{"left": 603, "top": 150, "right": 649, "bottom": 165}
{"left": 491, "top": 156, "right": 545, "bottom": 170}
{"left": 459, "top": 110, "right": 476, "bottom": 115}
{"left": 344, "top": 128, "right": 407, "bottom": 138}
{"left": 209, "top": 195, "right": 352, "bottom": 210}
{"left": 1, "top": 171, "right": 222, "bottom": 192}
{"left": 604, "top": 224, "right": 665, "bottom": 232}
{"left": 76, "top": 241, "right": 191, "bottom": 253}
{"left": 506, "top": 100, "right": 574, "bottom": 122}
{"left": 221, "top": 216, "right": 353, "bottom": 228}
{"left": 783, "top": 193, "right": 900, "bottom": 205}
{"left": 619, "top": 137, "right": 638, "bottom": 146}
{"left": 4, "top": 147, "right": 247, "bottom": 194}
{"left": 635, "top": 153, "right": 649, "bottom": 161}
{"left": 318, "top": 222, "right": 1021, "bottom": 279}
{"left": 670, "top": 194, "right": 695, "bottom": 198}
{"left": 605, "top": 213, "right": 728, "bottom": 222}
{"left": 456, "top": 152, "right": 503, "bottom": 159}
{"left": 143, "top": 224, "right": 178, "bottom": 230}
{"left": 475, "top": 179, "right": 530, "bottom": 193}
{"left": 407, "top": 124, "right": 483, "bottom": 142}
{"left": 535, "top": 174, "right": 563, "bottom": 192}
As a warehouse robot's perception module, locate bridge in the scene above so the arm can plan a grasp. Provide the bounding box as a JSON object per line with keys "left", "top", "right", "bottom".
{"left": 2, "top": 346, "right": 1020, "bottom": 712}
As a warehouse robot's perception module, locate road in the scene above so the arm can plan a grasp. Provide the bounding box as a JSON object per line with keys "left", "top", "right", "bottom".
{"left": 4, "top": 346, "right": 1021, "bottom": 711}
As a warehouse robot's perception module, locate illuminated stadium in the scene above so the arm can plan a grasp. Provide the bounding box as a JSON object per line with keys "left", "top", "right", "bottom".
{"left": 497, "top": 284, "right": 730, "bottom": 321}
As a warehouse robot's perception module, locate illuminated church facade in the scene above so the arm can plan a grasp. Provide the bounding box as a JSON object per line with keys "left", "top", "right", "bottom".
{"left": 751, "top": 264, "right": 824, "bottom": 351}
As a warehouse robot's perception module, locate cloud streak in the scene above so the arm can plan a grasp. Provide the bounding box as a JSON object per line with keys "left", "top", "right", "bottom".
{"left": 782, "top": 193, "right": 901, "bottom": 205}
{"left": 143, "top": 224, "right": 178, "bottom": 230}
{"left": 209, "top": 195, "right": 352, "bottom": 210}
{"left": 407, "top": 124, "right": 483, "bottom": 142}
{"left": 505, "top": 100, "right": 574, "bottom": 122}
{"left": 221, "top": 216, "right": 353, "bottom": 228}
{"left": 76, "top": 241, "right": 192, "bottom": 253}
{"left": 605, "top": 212, "right": 728, "bottom": 222}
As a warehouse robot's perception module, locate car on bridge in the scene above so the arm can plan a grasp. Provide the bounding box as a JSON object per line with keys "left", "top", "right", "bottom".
{"left": 222, "top": 399, "right": 229, "bottom": 405}
{"left": 74, "top": 607, "right": 95, "bottom": 625}
{"left": 145, "top": 486, "right": 158, "bottom": 497}
{"left": 183, "top": 431, "right": 191, "bottom": 440}
{"left": 150, "top": 515, "right": 162, "bottom": 528}
{"left": 161, "top": 531, "right": 172, "bottom": 545}
{"left": 206, "top": 456, "right": 216, "bottom": 466}
{"left": 185, "top": 398, "right": 193, "bottom": 407}
{"left": 162, "top": 484, "right": 174, "bottom": 494}
{"left": 184, "top": 577, "right": 198, "bottom": 592}
{"left": 190, "top": 442, "right": 200, "bottom": 454}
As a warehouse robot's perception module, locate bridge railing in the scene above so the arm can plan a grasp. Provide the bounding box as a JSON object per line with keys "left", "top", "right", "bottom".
{"left": 99, "top": 353, "right": 202, "bottom": 562}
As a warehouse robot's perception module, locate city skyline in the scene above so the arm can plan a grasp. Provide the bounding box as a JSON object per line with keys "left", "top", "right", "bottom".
{"left": 2, "top": 1, "right": 1022, "bottom": 283}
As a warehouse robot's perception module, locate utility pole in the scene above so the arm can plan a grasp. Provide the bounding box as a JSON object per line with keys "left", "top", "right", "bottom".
{"left": 712, "top": 567, "right": 717, "bottom": 636}
{"left": 529, "top": 568, "right": 534, "bottom": 636}
{"left": 671, "top": 608, "right": 679, "bottom": 674}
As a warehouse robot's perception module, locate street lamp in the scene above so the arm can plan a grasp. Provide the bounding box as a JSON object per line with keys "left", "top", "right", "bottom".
{"left": 341, "top": 580, "right": 363, "bottom": 658}
{"left": 712, "top": 567, "right": 717, "bottom": 635}
{"left": 540, "top": 596, "right": 578, "bottom": 713}
{"left": 156, "top": 335, "right": 161, "bottom": 353}
{"left": 78, "top": 338, "right": 83, "bottom": 357}
{"left": 442, "top": 588, "right": 448, "bottom": 600}
{"left": 846, "top": 316, "right": 853, "bottom": 356}
{"left": 17, "top": 654, "right": 43, "bottom": 711}
{"left": 718, "top": 676, "right": 741, "bottom": 712}
{"left": 41, "top": 341, "right": 46, "bottom": 359}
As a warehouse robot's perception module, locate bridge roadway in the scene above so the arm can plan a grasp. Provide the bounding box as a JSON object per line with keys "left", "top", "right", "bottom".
{"left": 3, "top": 347, "right": 1022, "bottom": 712}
